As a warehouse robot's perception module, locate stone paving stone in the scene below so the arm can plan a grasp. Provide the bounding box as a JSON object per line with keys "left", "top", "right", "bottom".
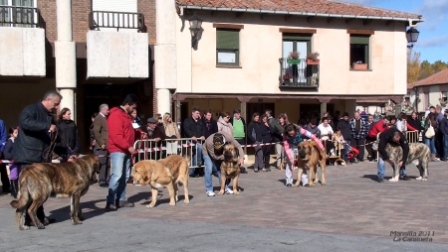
{"left": 0, "top": 160, "right": 447, "bottom": 251}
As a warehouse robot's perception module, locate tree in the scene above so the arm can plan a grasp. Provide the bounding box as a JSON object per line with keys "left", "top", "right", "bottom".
{"left": 419, "top": 60, "right": 434, "bottom": 80}
{"left": 407, "top": 51, "right": 420, "bottom": 84}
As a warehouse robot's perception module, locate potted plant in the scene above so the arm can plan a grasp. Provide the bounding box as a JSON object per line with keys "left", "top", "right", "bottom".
{"left": 352, "top": 61, "right": 368, "bottom": 70}
{"left": 287, "top": 51, "right": 300, "bottom": 65}
{"left": 306, "top": 52, "right": 320, "bottom": 65}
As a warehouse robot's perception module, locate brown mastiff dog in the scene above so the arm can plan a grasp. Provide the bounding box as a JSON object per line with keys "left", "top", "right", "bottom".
{"left": 158, "top": 155, "right": 190, "bottom": 203}
{"left": 10, "top": 155, "right": 99, "bottom": 230}
{"left": 219, "top": 143, "right": 240, "bottom": 195}
{"left": 132, "top": 160, "right": 175, "bottom": 208}
{"left": 295, "top": 141, "right": 327, "bottom": 187}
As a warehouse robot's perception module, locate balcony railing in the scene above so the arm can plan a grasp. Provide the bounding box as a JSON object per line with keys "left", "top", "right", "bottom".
{"left": 279, "top": 57, "right": 319, "bottom": 89}
{"left": 89, "top": 11, "right": 146, "bottom": 32}
{"left": 0, "top": 6, "right": 43, "bottom": 28}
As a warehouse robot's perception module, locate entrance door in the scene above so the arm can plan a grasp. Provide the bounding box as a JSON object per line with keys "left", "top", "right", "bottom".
{"left": 246, "top": 103, "right": 275, "bottom": 122}
{"left": 300, "top": 103, "right": 335, "bottom": 122}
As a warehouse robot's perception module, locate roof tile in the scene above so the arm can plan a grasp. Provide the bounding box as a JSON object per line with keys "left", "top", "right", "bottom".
{"left": 409, "top": 69, "right": 448, "bottom": 88}
{"left": 176, "top": 0, "right": 422, "bottom": 20}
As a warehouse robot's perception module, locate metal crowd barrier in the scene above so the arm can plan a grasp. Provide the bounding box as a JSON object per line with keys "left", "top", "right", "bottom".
{"left": 406, "top": 131, "right": 419, "bottom": 143}
{"left": 133, "top": 138, "right": 204, "bottom": 168}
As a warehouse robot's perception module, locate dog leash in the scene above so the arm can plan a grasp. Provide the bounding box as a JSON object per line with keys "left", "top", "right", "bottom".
{"left": 42, "top": 130, "right": 58, "bottom": 162}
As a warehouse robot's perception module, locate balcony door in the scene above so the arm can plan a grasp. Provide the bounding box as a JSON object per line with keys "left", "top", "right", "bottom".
{"left": 0, "top": 0, "right": 37, "bottom": 27}
{"left": 282, "top": 34, "right": 311, "bottom": 85}
{"left": 92, "top": 0, "right": 138, "bottom": 32}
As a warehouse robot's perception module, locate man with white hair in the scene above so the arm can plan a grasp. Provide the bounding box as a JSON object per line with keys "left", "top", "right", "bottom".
{"left": 93, "top": 103, "right": 110, "bottom": 187}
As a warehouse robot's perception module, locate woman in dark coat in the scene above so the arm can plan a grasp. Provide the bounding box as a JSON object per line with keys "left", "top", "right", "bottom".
{"left": 56, "top": 108, "right": 80, "bottom": 161}
{"left": 259, "top": 114, "right": 275, "bottom": 172}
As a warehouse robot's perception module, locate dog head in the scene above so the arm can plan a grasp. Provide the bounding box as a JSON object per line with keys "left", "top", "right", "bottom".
{"left": 223, "top": 144, "right": 238, "bottom": 162}
{"left": 76, "top": 154, "right": 100, "bottom": 184}
{"left": 298, "top": 141, "right": 316, "bottom": 160}
{"left": 131, "top": 161, "right": 151, "bottom": 185}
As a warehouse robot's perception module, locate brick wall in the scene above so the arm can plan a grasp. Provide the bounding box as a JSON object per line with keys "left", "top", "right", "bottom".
{"left": 138, "top": 0, "right": 156, "bottom": 45}
{"left": 72, "top": 1, "right": 91, "bottom": 42}
{"left": 37, "top": 0, "right": 57, "bottom": 42}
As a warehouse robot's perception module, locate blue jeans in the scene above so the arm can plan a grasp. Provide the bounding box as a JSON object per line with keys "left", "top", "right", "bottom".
{"left": 343, "top": 141, "right": 351, "bottom": 162}
{"left": 189, "top": 142, "right": 203, "bottom": 175}
{"left": 377, "top": 157, "right": 407, "bottom": 179}
{"left": 107, "top": 152, "right": 131, "bottom": 205}
{"left": 203, "top": 155, "right": 229, "bottom": 192}
{"left": 444, "top": 134, "right": 448, "bottom": 160}
{"left": 425, "top": 137, "right": 436, "bottom": 154}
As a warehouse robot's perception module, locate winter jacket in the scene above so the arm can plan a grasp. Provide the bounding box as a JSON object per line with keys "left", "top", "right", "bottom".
{"left": 217, "top": 116, "right": 234, "bottom": 136}
{"left": 378, "top": 127, "right": 409, "bottom": 164}
{"left": 107, "top": 107, "right": 135, "bottom": 154}
{"left": 202, "top": 118, "right": 218, "bottom": 139}
{"left": 303, "top": 125, "right": 321, "bottom": 140}
{"left": 183, "top": 117, "right": 204, "bottom": 138}
{"left": 93, "top": 113, "right": 108, "bottom": 149}
{"left": 336, "top": 120, "right": 352, "bottom": 141}
{"left": 56, "top": 119, "right": 80, "bottom": 156}
{"left": 0, "top": 119, "right": 6, "bottom": 155}
{"left": 259, "top": 122, "right": 274, "bottom": 143}
{"left": 350, "top": 118, "right": 369, "bottom": 139}
{"left": 368, "top": 120, "right": 389, "bottom": 138}
{"left": 3, "top": 137, "right": 14, "bottom": 160}
{"left": 247, "top": 121, "right": 262, "bottom": 143}
{"left": 13, "top": 102, "right": 55, "bottom": 164}
{"left": 440, "top": 117, "right": 448, "bottom": 136}
{"left": 268, "top": 116, "right": 284, "bottom": 142}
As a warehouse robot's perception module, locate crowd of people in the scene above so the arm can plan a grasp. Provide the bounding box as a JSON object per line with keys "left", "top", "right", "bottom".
{"left": 1, "top": 90, "right": 448, "bottom": 220}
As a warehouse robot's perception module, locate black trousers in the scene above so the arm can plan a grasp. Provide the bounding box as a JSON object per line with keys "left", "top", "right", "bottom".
{"left": 0, "top": 163, "right": 10, "bottom": 193}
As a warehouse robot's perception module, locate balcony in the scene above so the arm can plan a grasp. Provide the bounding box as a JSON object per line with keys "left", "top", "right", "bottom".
{"left": 0, "top": 6, "right": 46, "bottom": 77}
{"left": 279, "top": 58, "right": 319, "bottom": 90}
{"left": 87, "top": 11, "right": 149, "bottom": 80}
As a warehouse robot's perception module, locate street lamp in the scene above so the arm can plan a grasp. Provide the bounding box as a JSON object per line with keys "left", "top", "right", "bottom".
{"left": 188, "top": 13, "right": 203, "bottom": 48}
{"left": 406, "top": 27, "right": 419, "bottom": 48}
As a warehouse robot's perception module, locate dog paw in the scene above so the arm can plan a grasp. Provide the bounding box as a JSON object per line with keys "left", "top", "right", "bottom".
{"left": 146, "top": 204, "right": 155, "bottom": 208}
{"left": 36, "top": 223, "right": 46, "bottom": 229}
{"left": 218, "top": 190, "right": 225, "bottom": 195}
{"left": 72, "top": 220, "right": 83, "bottom": 225}
{"left": 416, "top": 176, "right": 422, "bottom": 181}
{"left": 19, "top": 225, "right": 30, "bottom": 230}
{"left": 169, "top": 202, "right": 176, "bottom": 206}
{"left": 234, "top": 191, "right": 240, "bottom": 195}
{"left": 292, "top": 183, "right": 300, "bottom": 187}
{"left": 422, "top": 178, "right": 428, "bottom": 181}
{"left": 388, "top": 177, "right": 399, "bottom": 182}
{"left": 184, "top": 199, "right": 190, "bottom": 203}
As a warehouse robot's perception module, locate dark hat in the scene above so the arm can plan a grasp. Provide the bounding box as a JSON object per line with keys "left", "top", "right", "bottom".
{"left": 233, "top": 109, "right": 241, "bottom": 114}
{"left": 343, "top": 112, "right": 349, "bottom": 117}
{"left": 310, "top": 119, "right": 317, "bottom": 125}
{"left": 147, "top": 118, "right": 157, "bottom": 124}
{"left": 213, "top": 133, "right": 226, "bottom": 150}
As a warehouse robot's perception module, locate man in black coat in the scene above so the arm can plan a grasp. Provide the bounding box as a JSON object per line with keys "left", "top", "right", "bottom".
{"left": 13, "top": 90, "right": 62, "bottom": 226}
{"left": 336, "top": 112, "right": 352, "bottom": 163}
{"left": 377, "top": 127, "right": 409, "bottom": 183}
{"left": 183, "top": 107, "right": 205, "bottom": 177}
{"left": 202, "top": 109, "right": 218, "bottom": 139}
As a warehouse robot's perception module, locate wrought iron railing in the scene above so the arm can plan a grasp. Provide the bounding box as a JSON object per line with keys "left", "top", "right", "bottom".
{"left": 89, "top": 11, "right": 146, "bottom": 32}
{"left": 0, "top": 6, "right": 43, "bottom": 28}
{"left": 279, "top": 57, "right": 319, "bottom": 89}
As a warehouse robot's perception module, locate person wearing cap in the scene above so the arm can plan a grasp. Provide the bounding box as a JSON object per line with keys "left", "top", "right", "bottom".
{"left": 146, "top": 117, "right": 166, "bottom": 147}
{"left": 202, "top": 132, "right": 244, "bottom": 197}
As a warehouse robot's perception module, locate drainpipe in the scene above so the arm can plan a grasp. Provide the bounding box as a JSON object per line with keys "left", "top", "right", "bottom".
{"left": 55, "top": 0, "right": 77, "bottom": 120}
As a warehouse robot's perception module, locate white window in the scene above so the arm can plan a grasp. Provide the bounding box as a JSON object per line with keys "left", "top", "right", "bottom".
{"left": 441, "top": 91, "right": 448, "bottom": 101}
{"left": 0, "top": 0, "right": 37, "bottom": 27}
{"left": 91, "top": 0, "right": 139, "bottom": 32}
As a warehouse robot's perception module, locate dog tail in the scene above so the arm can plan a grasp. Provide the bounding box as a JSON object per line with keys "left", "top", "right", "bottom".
{"left": 10, "top": 176, "right": 30, "bottom": 209}
{"left": 177, "top": 157, "right": 190, "bottom": 186}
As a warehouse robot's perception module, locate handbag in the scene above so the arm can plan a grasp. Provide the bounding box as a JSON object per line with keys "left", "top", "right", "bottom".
{"left": 425, "top": 124, "right": 435, "bottom": 138}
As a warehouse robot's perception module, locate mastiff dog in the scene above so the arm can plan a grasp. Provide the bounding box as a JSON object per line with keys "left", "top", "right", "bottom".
{"left": 158, "top": 155, "right": 190, "bottom": 204}
{"left": 385, "top": 142, "right": 430, "bottom": 182}
{"left": 10, "top": 155, "right": 99, "bottom": 230}
{"left": 295, "top": 141, "right": 327, "bottom": 187}
{"left": 219, "top": 143, "right": 241, "bottom": 195}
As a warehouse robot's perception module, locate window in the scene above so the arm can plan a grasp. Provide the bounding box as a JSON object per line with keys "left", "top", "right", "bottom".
{"left": 424, "top": 92, "right": 429, "bottom": 108}
{"left": 216, "top": 29, "right": 240, "bottom": 66}
{"left": 350, "top": 35, "right": 370, "bottom": 70}
{"left": 281, "top": 34, "right": 312, "bottom": 85}
{"left": 441, "top": 91, "right": 448, "bottom": 101}
{"left": 0, "top": 0, "right": 37, "bottom": 27}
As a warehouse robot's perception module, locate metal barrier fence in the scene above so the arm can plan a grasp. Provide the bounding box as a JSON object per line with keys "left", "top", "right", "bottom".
{"left": 133, "top": 138, "right": 203, "bottom": 168}
{"left": 406, "top": 131, "right": 419, "bottom": 143}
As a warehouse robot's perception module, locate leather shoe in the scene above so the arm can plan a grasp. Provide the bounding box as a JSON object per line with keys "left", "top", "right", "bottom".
{"left": 117, "top": 201, "right": 134, "bottom": 208}
{"left": 105, "top": 204, "right": 117, "bottom": 212}
{"left": 378, "top": 177, "right": 384, "bottom": 183}
{"left": 400, "top": 175, "right": 410, "bottom": 181}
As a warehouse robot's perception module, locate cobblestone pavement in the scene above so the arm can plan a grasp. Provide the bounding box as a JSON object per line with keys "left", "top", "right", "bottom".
{"left": 0, "top": 160, "right": 447, "bottom": 251}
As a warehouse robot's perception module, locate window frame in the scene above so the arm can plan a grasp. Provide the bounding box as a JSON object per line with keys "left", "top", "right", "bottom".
{"left": 349, "top": 34, "right": 371, "bottom": 70}
{"left": 216, "top": 28, "right": 241, "bottom": 67}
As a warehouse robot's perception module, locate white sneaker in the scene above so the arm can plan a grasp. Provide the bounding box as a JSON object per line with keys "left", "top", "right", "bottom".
{"left": 206, "top": 191, "right": 215, "bottom": 197}
{"left": 225, "top": 188, "right": 234, "bottom": 195}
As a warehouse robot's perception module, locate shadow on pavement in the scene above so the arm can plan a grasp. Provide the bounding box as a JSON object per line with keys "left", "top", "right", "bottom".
{"left": 49, "top": 199, "right": 107, "bottom": 223}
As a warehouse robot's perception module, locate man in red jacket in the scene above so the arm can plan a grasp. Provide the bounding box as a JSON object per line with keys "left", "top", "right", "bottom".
{"left": 105, "top": 94, "right": 138, "bottom": 211}
{"left": 368, "top": 116, "right": 390, "bottom": 139}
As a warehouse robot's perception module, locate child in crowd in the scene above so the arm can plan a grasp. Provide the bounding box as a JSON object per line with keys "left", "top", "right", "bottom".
{"left": 331, "top": 129, "right": 346, "bottom": 157}
{"left": 3, "top": 127, "right": 19, "bottom": 198}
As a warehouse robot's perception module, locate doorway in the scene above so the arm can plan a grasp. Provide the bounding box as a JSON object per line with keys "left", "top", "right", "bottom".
{"left": 246, "top": 102, "right": 275, "bottom": 122}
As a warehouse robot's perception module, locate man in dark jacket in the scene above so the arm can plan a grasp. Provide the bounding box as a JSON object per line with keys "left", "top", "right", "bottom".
{"left": 203, "top": 109, "right": 218, "bottom": 139}
{"left": 336, "top": 112, "right": 352, "bottom": 163}
{"left": 183, "top": 107, "right": 205, "bottom": 176}
{"left": 377, "top": 127, "right": 409, "bottom": 183}
{"left": 349, "top": 112, "right": 369, "bottom": 162}
{"left": 265, "top": 109, "right": 283, "bottom": 169}
{"left": 13, "top": 90, "right": 62, "bottom": 226}
{"left": 439, "top": 109, "right": 448, "bottom": 161}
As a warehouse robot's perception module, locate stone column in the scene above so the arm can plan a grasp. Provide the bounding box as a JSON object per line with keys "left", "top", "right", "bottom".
{"left": 55, "top": 0, "right": 76, "bottom": 119}
{"left": 155, "top": 0, "right": 177, "bottom": 114}
{"left": 157, "top": 88, "right": 171, "bottom": 115}
{"left": 319, "top": 98, "right": 331, "bottom": 118}
{"left": 238, "top": 96, "right": 251, "bottom": 161}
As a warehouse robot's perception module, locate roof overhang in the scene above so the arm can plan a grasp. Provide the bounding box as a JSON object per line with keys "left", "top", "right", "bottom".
{"left": 177, "top": 5, "right": 424, "bottom": 23}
